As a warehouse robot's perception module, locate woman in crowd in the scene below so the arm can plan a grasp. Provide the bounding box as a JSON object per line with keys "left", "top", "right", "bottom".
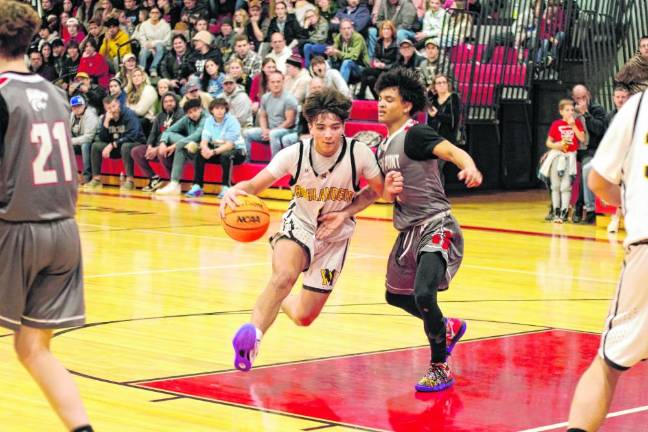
{"left": 201, "top": 58, "right": 226, "bottom": 98}
{"left": 226, "top": 57, "right": 251, "bottom": 93}
{"left": 249, "top": 57, "right": 276, "bottom": 114}
{"left": 356, "top": 20, "right": 398, "bottom": 99}
{"left": 109, "top": 77, "right": 127, "bottom": 105}
{"left": 75, "top": 0, "right": 98, "bottom": 27}
{"left": 126, "top": 67, "right": 159, "bottom": 134}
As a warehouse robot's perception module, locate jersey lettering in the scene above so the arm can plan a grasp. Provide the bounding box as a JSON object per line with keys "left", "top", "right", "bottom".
{"left": 31, "top": 122, "right": 73, "bottom": 185}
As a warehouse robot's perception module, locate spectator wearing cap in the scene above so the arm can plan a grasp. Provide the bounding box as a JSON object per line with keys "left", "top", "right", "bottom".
{"left": 180, "top": 0, "right": 209, "bottom": 27}
{"left": 60, "top": 41, "right": 82, "bottom": 87}
{"left": 191, "top": 30, "right": 223, "bottom": 77}
{"left": 64, "top": 17, "right": 86, "bottom": 45}
{"left": 161, "top": 34, "right": 196, "bottom": 91}
{"left": 29, "top": 50, "right": 57, "bottom": 82}
{"left": 219, "top": 74, "right": 253, "bottom": 129}
{"left": 368, "top": 0, "right": 418, "bottom": 59}
{"left": 266, "top": 32, "right": 293, "bottom": 74}
{"left": 265, "top": 1, "right": 306, "bottom": 48}
{"left": 243, "top": 70, "right": 298, "bottom": 157}
{"left": 356, "top": 20, "right": 397, "bottom": 99}
{"left": 200, "top": 58, "right": 226, "bottom": 98}
{"left": 284, "top": 55, "right": 311, "bottom": 106}
{"left": 327, "top": 18, "right": 369, "bottom": 83}
{"left": 117, "top": 52, "right": 140, "bottom": 88}
{"left": 396, "top": 36, "right": 424, "bottom": 70}
{"left": 69, "top": 95, "right": 100, "bottom": 183}
{"left": 214, "top": 18, "right": 237, "bottom": 62}
{"left": 78, "top": 39, "right": 111, "bottom": 88}
{"left": 99, "top": 17, "right": 132, "bottom": 69}
{"left": 81, "top": 19, "right": 105, "bottom": 53}
{"left": 136, "top": 6, "right": 171, "bottom": 77}
{"left": 419, "top": 37, "right": 452, "bottom": 89}
{"left": 86, "top": 95, "right": 146, "bottom": 190}
{"left": 308, "top": 56, "right": 351, "bottom": 97}
{"left": 187, "top": 98, "right": 246, "bottom": 198}
{"left": 232, "top": 35, "right": 262, "bottom": 78}
{"left": 155, "top": 98, "right": 209, "bottom": 195}
{"left": 329, "top": 0, "right": 371, "bottom": 34}
{"left": 180, "top": 77, "right": 213, "bottom": 110}
{"left": 131, "top": 92, "right": 183, "bottom": 192}
{"left": 70, "top": 71, "right": 108, "bottom": 114}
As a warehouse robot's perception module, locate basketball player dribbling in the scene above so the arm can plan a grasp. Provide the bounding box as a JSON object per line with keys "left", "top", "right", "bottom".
{"left": 567, "top": 90, "right": 648, "bottom": 432}
{"left": 0, "top": 1, "right": 93, "bottom": 430}
{"left": 220, "top": 88, "right": 403, "bottom": 371}
{"left": 372, "top": 68, "right": 482, "bottom": 391}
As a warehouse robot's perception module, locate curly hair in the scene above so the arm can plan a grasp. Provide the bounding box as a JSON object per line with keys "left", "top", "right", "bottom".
{"left": 375, "top": 67, "right": 427, "bottom": 116}
{"left": 302, "top": 88, "right": 352, "bottom": 124}
{"left": 0, "top": 0, "right": 40, "bottom": 58}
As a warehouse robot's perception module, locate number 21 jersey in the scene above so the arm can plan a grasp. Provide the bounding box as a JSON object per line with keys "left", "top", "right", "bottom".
{"left": 0, "top": 72, "right": 78, "bottom": 222}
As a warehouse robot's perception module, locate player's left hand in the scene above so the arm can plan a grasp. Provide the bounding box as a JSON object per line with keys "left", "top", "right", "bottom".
{"left": 458, "top": 167, "right": 482, "bottom": 188}
{"left": 316, "top": 211, "right": 349, "bottom": 240}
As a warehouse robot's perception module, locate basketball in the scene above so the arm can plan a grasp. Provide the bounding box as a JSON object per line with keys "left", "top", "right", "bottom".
{"left": 222, "top": 194, "right": 270, "bottom": 242}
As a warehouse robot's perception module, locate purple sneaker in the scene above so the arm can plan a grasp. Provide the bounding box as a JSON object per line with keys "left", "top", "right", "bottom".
{"left": 445, "top": 318, "right": 467, "bottom": 355}
{"left": 232, "top": 323, "right": 259, "bottom": 371}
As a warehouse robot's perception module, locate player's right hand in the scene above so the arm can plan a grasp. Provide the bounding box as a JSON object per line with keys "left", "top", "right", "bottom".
{"left": 219, "top": 188, "right": 249, "bottom": 218}
{"left": 385, "top": 171, "right": 404, "bottom": 196}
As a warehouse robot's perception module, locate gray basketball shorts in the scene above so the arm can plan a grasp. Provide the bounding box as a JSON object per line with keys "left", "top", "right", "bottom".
{"left": 386, "top": 212, "right": 464, "bottom": 295}
{"left": 599, "top": 242, "right": 648, "bottom": 370}
{"left": 0, "top": 218, "right": 85, "bottom": 331}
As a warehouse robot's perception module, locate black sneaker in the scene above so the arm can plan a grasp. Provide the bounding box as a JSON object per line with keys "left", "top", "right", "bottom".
{"left": 583, "top": 211, "right": 596, "bottom": 225}
{"left": 142, "top": 176, "right": 162, "bottom": 192}
{"left": 572, "top": 207, "right": 582, "bottom": 223}
{"left": 544, "top": 207, "right": 554, "bottom": 221}
{"left": 560, "top": 208, "right": 569, "bottom": 223}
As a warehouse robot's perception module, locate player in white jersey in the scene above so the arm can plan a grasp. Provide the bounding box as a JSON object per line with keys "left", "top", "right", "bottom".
{"left": 567, "top": 91, "right": 648, "bottom": 431}
{"left": 221, "top": 88, "right": 402, "bottom": 371}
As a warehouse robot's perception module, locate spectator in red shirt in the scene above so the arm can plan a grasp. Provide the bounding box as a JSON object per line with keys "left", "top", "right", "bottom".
{"left": 77, "top": 39, "right": 110, "bottom": 88}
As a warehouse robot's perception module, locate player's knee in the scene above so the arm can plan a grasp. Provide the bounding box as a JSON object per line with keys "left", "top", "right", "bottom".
{"left": 291, "top": 313, "right": 316, "bottom": 327}
{"left": 14, "top": 332, "right": 48, "bottom": 365}
{"left": 271, "top": 270, "right": 299, "bottom": 291}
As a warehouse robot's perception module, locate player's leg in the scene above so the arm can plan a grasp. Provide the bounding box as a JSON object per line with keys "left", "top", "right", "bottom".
{"left": 567, "top": 356, "right": 621, "bottom": 431}
{"left": 281, "top": 289, "right": 330, "bottom": 326}
{"left": 14, "top": 326, "right": 91, "bottom": 431}
{"left": 233, "top": 238, "right": 308, "bottom": 371}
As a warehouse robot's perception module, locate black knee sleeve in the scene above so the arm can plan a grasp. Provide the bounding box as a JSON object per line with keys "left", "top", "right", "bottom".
{"left": 385, "top": 291, "right": 421, "bottom": 318}
{"left": 414, "top": 252, "right": 447, "bottom": 363}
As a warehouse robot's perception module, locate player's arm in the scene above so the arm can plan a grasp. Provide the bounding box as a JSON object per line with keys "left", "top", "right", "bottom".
{"left": 588, "top": 169, "right": 621, "bottom": 207}
{"left": 432, "top": 141, "right": 482, "bottom": 188}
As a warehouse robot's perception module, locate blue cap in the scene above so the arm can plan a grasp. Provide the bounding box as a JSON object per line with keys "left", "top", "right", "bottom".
{"left": 70, "top": 95, "right": 85, "bottom": 107}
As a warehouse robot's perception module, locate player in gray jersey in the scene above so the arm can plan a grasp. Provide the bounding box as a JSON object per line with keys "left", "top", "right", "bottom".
{"left": 374, "top": 68, "right": 482, "bottom": 392}
{"left": 0, "top": 1, "right": 93, "bottom": 431}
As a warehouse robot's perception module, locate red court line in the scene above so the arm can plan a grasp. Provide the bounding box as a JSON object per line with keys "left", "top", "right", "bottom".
{"left": 80, "top": 191, "right": 613, "bottom": 244}
{"left": 136, "top": 330, "right": 648, "bottom": 431}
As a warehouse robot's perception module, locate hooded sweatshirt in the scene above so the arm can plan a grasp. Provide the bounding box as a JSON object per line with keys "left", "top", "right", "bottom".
{"left": 147, "top": 92, "right": 184, "bottom": 146}
{"left": 220, "top": 84, "right": 253, "bottom": 128}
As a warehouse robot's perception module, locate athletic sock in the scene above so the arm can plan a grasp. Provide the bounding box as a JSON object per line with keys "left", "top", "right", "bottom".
{"left": 255, "top": 326, "right": 263, "bottom": 341}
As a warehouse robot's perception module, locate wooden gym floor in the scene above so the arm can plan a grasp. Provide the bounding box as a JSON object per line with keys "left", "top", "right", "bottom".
{"left": 1, "top": 188, "right": 645, "bottom": 431}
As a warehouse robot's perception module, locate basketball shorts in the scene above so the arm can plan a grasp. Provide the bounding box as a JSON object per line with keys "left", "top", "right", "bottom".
{"left": 599, "top": 242, "right": 648, "bottom": 370}
{"left": 0, "top": 218, "right": 85, "bottom": 331}
{"left": 386, "top": 212, "right": 464, "bottom": 295}
{"left": 271, "top": 217, "right": 350, "bottom": 293}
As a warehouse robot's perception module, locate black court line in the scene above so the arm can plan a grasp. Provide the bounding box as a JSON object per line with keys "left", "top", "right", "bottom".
{"left": 302, "top": 424, "right": 337, "bottom": 431}
{"left": 79, "top": 222, "right": 222, "bottom": 234}
{"left": 80, "top": 190, "right": 622, "bottom": 244}
{"left": 150, "top": 396, "right": 185, "bottom": 403}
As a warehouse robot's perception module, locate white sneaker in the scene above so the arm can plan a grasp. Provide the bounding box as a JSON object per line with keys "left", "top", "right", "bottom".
{"left": 155, "top": 181, "right": 181, "bottom": 195}
{"left": 607, "top": 215, "right": 620, "bottom": 233}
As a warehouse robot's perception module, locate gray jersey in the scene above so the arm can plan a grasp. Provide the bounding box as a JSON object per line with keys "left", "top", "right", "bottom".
{"left": 376, "top": 120, "right": 449, "bottom": 231}
{"left": 0, "top": 72, "right": 78, "bottom": 222}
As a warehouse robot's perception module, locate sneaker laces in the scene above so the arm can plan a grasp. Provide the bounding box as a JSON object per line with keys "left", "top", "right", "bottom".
{"left": 425, "top": 363, "right": 450, "bottom": 383}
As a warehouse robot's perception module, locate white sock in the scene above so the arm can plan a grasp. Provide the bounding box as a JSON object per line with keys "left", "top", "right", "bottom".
{"left": 255, "top": 327, "right": 263, "bottom": 341}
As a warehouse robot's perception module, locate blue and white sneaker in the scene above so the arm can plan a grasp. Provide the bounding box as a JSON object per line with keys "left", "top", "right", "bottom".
{"left": 218, "top": 186, "right": 230, "bottom": 199}
{"left": 185, "top": 184, "right": 203, "bottom": 197}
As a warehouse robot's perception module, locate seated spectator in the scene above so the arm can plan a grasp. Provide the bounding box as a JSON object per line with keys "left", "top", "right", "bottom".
{"left": 284, "top": 54, "right": 311, "bottom": 106}
{"left": 246, "top": 0, "right": 271, "bottom": 52}
{"left": 180, "top": 77, "right": 213, "bottom": 110}
{"left": 51, "top": 39, "right": 66, "bottom": 77}
{"left": 280, "top": 77, "right": 326, "bottom": 149}
{"left": 86, "top": 95, "right": 146, "bottom": 190}
{"left": 69, "top": 95, "right": 100, "bottom": 184}
{"left": 368, "top": 0, "right": 417, "bottom": 58}
{"left": 297, "top": 8, "right": 329, "bottom": 58}
{"left": 481, "top": 0, "right": 541, "bottom": 64}
{"left": 330, "top": 0, "right": 370, "bottom": 34}
{"left": 161, "top": 34, "right": 195, "bottom": 91}
{"left": 99, "top": 17, "right": 132, "bottom": 70}
{"left": 400, "top": 0, "right": 446, "bottom": 45}
{"left": 155, "top": 98, "right": 208, "bottom": 195}
{"left": 77, "top": 39, "right": 110, "bottom": 89}
{"left": 98, "top": 0, "right": 116, "bottom": 24}
{"left": 76, "top": 0, "right": 99, "bottom": 27}
{"left": 186, "top": 98, "right": 246, "bottom": 197}
{"left": 201, "top": 58, "right": 226, "bottom": 98}
{"left": 571, "top": 83, "right": 607, "bottom": 224}
{"left": 615, "top": 36, "right": 648, "bottom": 95}
{"left": 293, "top": 0, "right": 317, "bottom": 27}
{"left": 266, "top": 1, "right": 306, "bottom": 48}
{"left": 220, "top": 74, "right": 253, "bottom": 129}
{"left": 214, "top": 18, "right": 236, "bottom": 62}
{"left": 117, "top": 52, "right": 139, "bottom": 87}
{"left": 309, "top": 56, "right": 351, "bottom": 97}
{"left": 108, "top": 77, "right": 127, "bottom": 106}
{"left": 40, "top": 42, "right": 56, "bottom": 71}
{"left": 123, "top": 0, "right": 141, "bottom": 27}
{"left": 440, "top": 2, "right": 473, "bottom": 48}
{"left": 419, "top": 38, "right": 452, "bottom": 90}
{"left": 356, "top": 20, "right": 397, "bottom": 99}
{"left": 535, "top": 2, "right": 566, "bottom": 69}
{"left": 125, "top": 67, "right": 158, "bottom": 133}
{"left": 64, "top": 17, "right": 86, "bottom": 45}
{"left": 180, "top": 0, "right": 209, "bottom": 29}
{"left": 233, "top": 8, "right": 250, "bottom": 37}
{"left": 29, "top": 50, "right": 57, "bottom": 81}
{"left": 191, "top": 30, "right": 223, "bottom": 78}
{"left": 396, "top": 37, "right": 424, "bottom": 70}
{"left": 316, "top": 0, "right": 338, "bottom": 22}
{"left": 538, "top": 99, "right": 584, "bottom": 223}
{"left": 266, "top": 32, "right": 293, "bottom": 74}
{"left": 81, "top": 18, "right": 105, "bottom": 53}
{"left": 137, "top": 6, "right": 171, "bottom": 77}
{"left": 327, "top": 19, "right": 369, "bottom": 83}
{"left": 225, "top": 57, "right": 252, "bottom": 94}
{"left": 427, "top": 74, "right": 460, "bottom": 143}
{"left": 69, "top": 71, "right": 107, "bottom": 114}
{"left": 243, "top": 71, "right": 298, "bottom": 157}
{"left": 155, "top": 78, "right": 172, "bottom": 112}
{"left": 60, "top": 40, "right": 82, "bottom": 87}
{"left": 131, "top": 92, "right": 184, "bottom": 192}
{"left": 249, "top": 57, "right": 277, "bottom": 114}
{"left": 232, "top": 35, "right": 262, "bottom": 79}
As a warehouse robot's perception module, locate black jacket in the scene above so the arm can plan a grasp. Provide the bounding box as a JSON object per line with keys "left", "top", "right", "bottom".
{"left": 161, "top": 49, "right": 196, "bottom": 81}
{"left": 582, "top": 101, "right": 608, "bottom": 156}
{"left": 265, "top": 14, "right": 306, "bottom": 45}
